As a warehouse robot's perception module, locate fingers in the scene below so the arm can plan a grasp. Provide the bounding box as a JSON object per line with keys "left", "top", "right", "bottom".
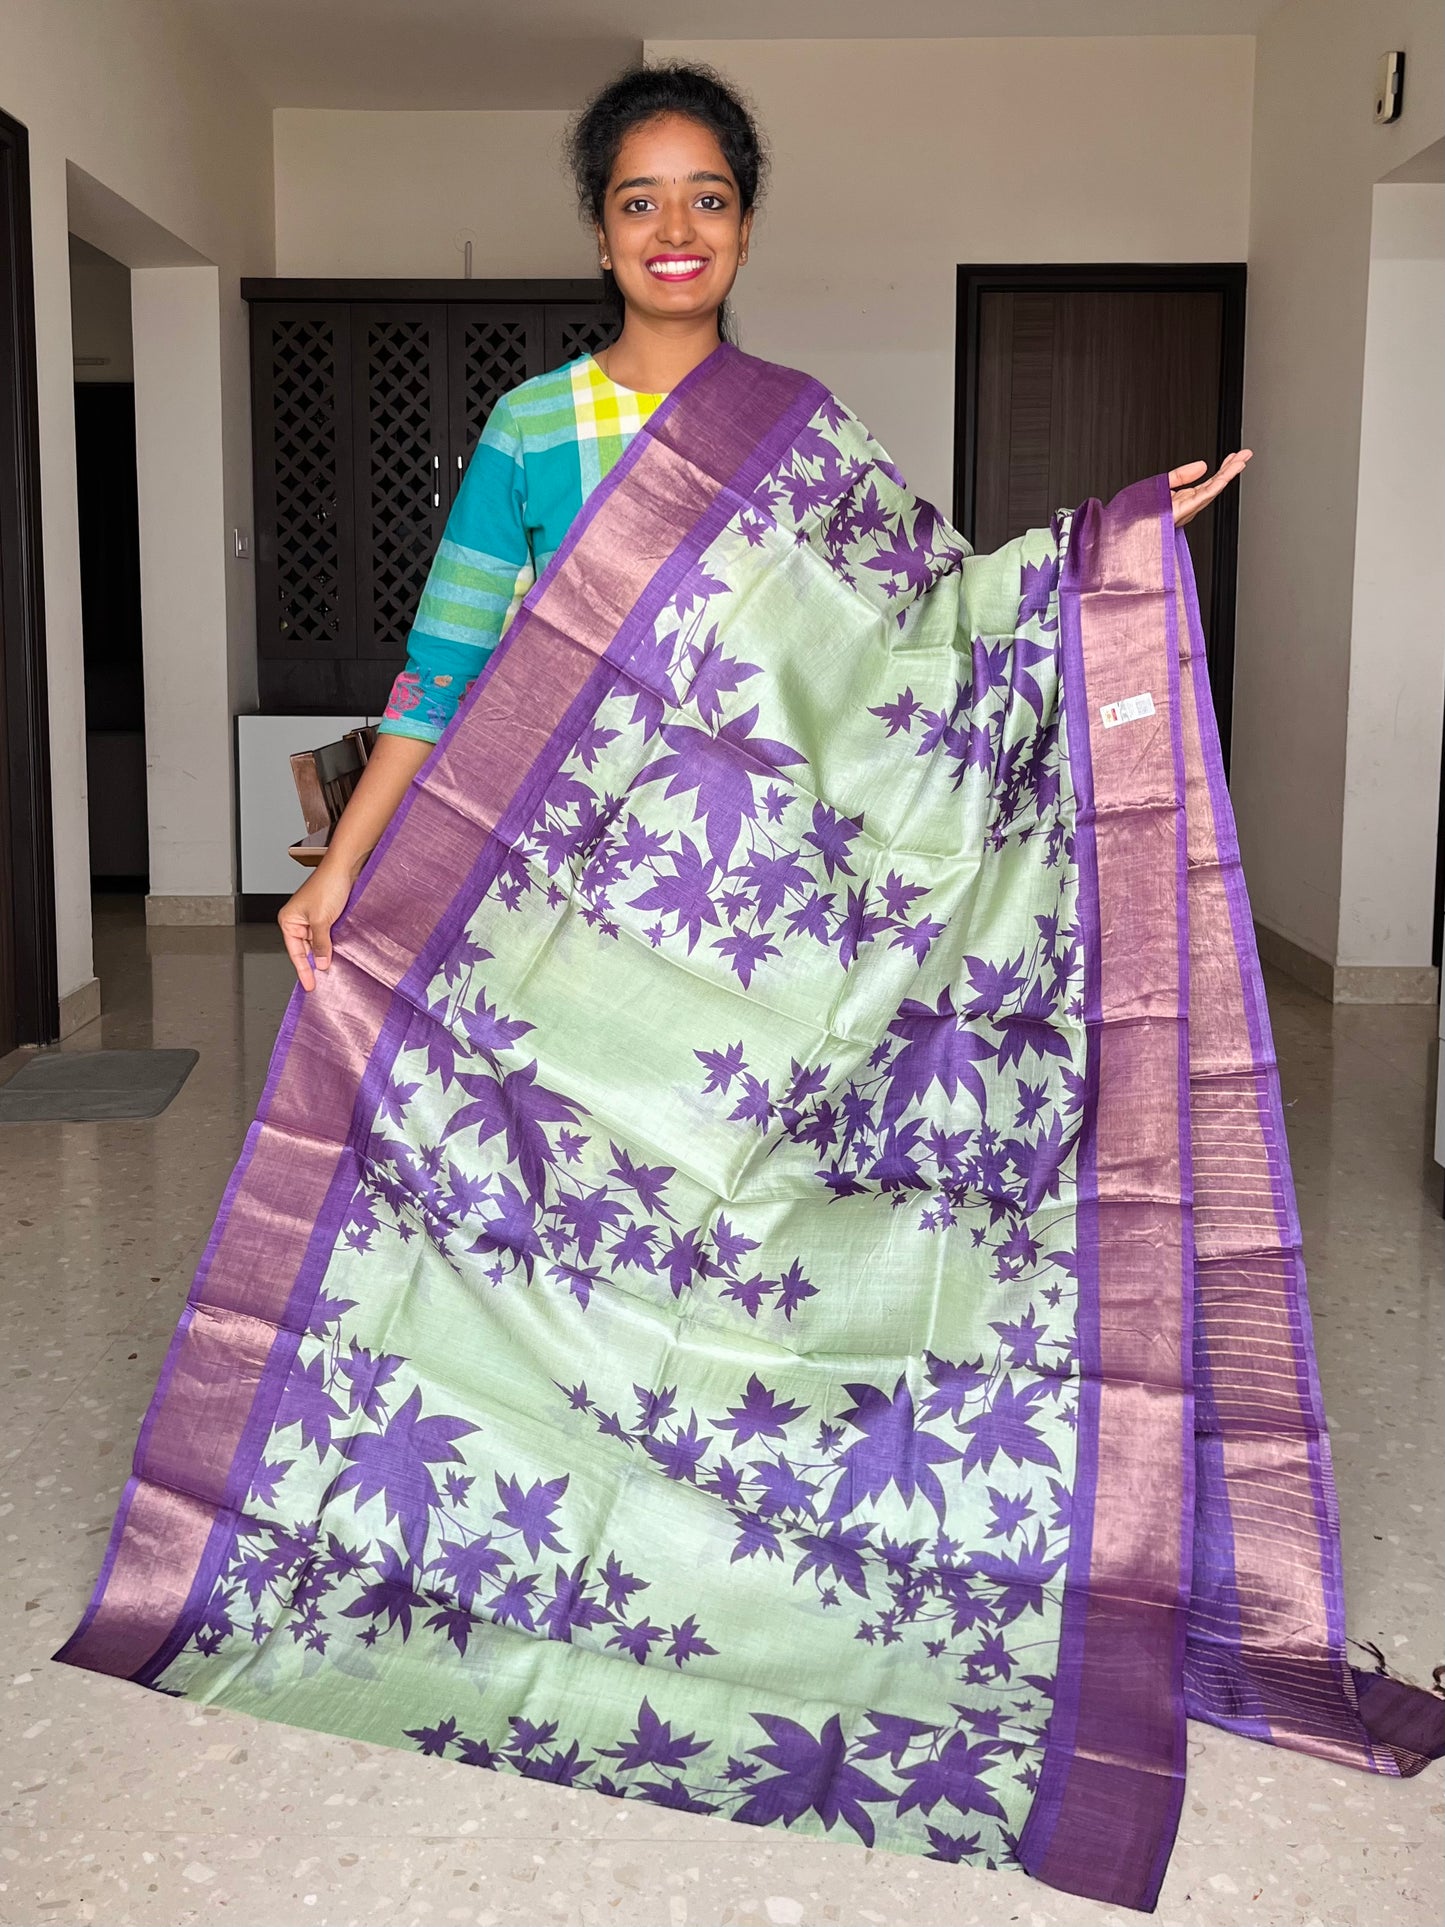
{"left": 1170, "top": 449, "right": 1253, "bottom": 527}
{"left": 1197, "top": 450, "right": 1252, "bottom": 505}
{"left": 1168, "top": 459, "right": 1209, "bottom": 490}
{"left": 277, "top": 907, "right": 334, "bottom": 992}
{"left": 279, "top": 916, "right": 317, "bottom": 992}
{"left": 1170, "top": 450, "right": 1253, "bottom": 493}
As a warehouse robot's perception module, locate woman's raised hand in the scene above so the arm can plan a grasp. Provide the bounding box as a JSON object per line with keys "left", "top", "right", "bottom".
{"left": 1169, "top": 450, "right": 1252, "bottom": 527}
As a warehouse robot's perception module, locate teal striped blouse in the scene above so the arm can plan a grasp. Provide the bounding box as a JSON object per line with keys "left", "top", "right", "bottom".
{"left": 378, "top": 353, "right": 667, "bottom": 744}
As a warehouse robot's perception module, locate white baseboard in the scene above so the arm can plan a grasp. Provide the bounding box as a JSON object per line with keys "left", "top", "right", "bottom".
{"left": 1253, "top": 922, "right": 1438, "bottom": 1005}
{"left": 145, "top": 893, "right": 238, "bottom": 927}
{"left": 58, "top": 975, "right": 102, "bottom": 1038}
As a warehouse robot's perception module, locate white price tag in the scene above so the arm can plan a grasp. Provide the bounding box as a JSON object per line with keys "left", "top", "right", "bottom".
{"left": 1099, "top": 691, "right": 1156, "bottom": 729}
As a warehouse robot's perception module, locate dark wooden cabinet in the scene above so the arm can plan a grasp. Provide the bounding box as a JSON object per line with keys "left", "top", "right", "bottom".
{"left": 244, "top": 280, "right": 614, "bottom": 713}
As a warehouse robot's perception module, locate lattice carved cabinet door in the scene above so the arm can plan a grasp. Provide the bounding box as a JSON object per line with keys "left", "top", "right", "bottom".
{"left": 251, "top": 303, "right": 356, "bottom": 662}
{"left": 351, "top": 304, "right": 450, "bottom": 663}
{"left": 544, "top": 305, "right": 618, "bottom": 371}
{"left": 446, "top": 304, "right": 542, "bottom": 488}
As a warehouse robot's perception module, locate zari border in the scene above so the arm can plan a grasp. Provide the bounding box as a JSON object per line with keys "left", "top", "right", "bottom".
{"left": 1175, "top": 532, "right": 1442, "bottom": 1776}
{"left": 55, "top": 342, "right": 828, "bottom": 1687}
{"left": 1018, "top": 477, "right": 1194, "bottom": 1912}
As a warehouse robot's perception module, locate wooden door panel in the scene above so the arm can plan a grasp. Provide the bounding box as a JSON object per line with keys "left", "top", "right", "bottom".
{"left": 245, "top": 286, "right": 614, "bottom": 708}
{"left": 251, "top": 303, "right": 355, "bottom": 662}
{"left": 960, "top": 268, "right": 1244, "bottom": 768}
{"left": 351, "top": 304, "right": 449, "bottom": 663}
{"left": 543, "top": 304, "right": 617, "bottom": 372}
{"left": 446, "top": 304, "right": 542, "bottom": 492}
{"left": 0, "top": 108, "right": 58, "bottom": 1046}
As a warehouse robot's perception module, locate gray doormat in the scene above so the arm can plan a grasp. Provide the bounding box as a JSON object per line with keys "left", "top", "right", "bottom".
{"left": 0, "top": 1048, "right": 199, "bottom": 1122}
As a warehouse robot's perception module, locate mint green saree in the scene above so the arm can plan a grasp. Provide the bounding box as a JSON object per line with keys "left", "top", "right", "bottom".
{"left": 56, "top": 344, "right": 1442, "bottom": 1911}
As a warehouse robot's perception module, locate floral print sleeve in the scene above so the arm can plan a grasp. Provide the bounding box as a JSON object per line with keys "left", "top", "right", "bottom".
{"left": 378, "top": 397, "right": 535, "bottom": 744}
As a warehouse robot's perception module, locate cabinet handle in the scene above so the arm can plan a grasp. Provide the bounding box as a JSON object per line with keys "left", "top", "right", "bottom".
{"left": 432, "top": 453, "right": 440, "bottom": 509}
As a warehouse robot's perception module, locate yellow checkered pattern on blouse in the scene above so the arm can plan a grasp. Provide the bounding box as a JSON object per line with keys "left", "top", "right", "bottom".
{"left": 569, "top": 355, "right": 666, "bottom": 493}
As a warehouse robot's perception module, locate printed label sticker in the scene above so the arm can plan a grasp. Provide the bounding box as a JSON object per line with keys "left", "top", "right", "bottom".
{"left": 1099, "top": 691, "right": 1156, "bottom": 729}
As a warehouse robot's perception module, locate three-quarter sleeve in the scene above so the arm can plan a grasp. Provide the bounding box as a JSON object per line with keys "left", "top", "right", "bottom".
{"left": 377, "top": 396, "right": 535, "bottom": 743}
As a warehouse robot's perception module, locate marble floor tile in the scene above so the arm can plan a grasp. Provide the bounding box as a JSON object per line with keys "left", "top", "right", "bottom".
{"left": 1, "top": 896, "right": 1441, "bottom": 1927}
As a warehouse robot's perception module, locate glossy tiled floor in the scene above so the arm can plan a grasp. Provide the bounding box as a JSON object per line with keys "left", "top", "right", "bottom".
{"left": 2, "top": 897, "right": 1441, "bottom": 1927}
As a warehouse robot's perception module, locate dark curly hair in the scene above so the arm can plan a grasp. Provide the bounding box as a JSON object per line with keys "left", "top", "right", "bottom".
{"left": 564, "top": 61, "right": 769, "bottom": 345}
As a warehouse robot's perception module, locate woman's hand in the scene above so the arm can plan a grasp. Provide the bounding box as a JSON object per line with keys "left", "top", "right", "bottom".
{"left": 278, "top": 856, "right": 359, "bottom": 991}
{"left": 1170, "top": 450, "right": 1252, "bottom": 527}
{"left": 276, "top": 733, "right": 434, "bottom": 990}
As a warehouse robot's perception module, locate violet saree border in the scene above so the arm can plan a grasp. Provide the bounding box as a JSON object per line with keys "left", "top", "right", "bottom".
{"left": 1018, "top": 477, "right": 1194, "bottom": 1913}
{"left": 1174, "top": 535, "right": 1442, "bottom": 1776}
{"left": 55, "top": 342, "right": 827, "bottom": 1686}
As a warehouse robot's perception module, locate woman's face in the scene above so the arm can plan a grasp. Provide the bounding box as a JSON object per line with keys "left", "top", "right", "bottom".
{"left": 596, "top": 111, "right": 752, "bottom": 329}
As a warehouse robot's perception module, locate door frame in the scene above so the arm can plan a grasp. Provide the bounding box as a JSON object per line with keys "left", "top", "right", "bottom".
{"left": 0, "top": 106, "right": 59, "bottom": 1047}
{"left": 953, "top": 261, "right": 1247, "bottom": 772}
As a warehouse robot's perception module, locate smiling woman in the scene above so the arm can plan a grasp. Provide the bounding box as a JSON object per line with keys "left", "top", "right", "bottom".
{"left": 55, "top": 57, "right": 1440, "bottom": 1920}
{"left": 568, "top": 61, "right": 763, "bottom": 369}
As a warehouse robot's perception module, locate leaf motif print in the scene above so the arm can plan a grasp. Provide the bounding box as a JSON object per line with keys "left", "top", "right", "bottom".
{"left": 157, "top": 397, "right": 1084, "bottom": 1885}
{"left": 275, "top": 1351, "right": 347, "bottom": 1460}
{"left": 324, "top": 1386, "right": 478, "bottom": 1563}
{"left": 442, "top": 1062, "right": 581, "bottom": 1201}
{"left": 825, "top": 1378, "right": 961, "bottom": 1527}
{"left": 467, "top": 1176, "right": 544, "bottom": 1280}
{"left": 339, "top": 1542, "right": 429, "bottom": 1638}
{"left": 684, "top": 633, "right": 759, "bottom": 726}
{"left": 635, "top": 709, "right": 805, "bottom": 870}
{"left": 628, "top": 841, "right": 720, "bottom": 951}
{"left": 597, "top": 1698, "right": 710, "bottom": 1773}
{"left": 894, "top": 1733, "right": 1011, "bottom": 1823}
{"left": 880, "top": 993, "right": 993, "bottom": 1126}
{"left": 957, "top": 1379, "right": 1061, "bottom": 1480}
{"left": 492, "top": 1471, "right": 569, "bottom": 1559}
{"left": 733, "top": 1713, "right": 894, "bottom": 1845}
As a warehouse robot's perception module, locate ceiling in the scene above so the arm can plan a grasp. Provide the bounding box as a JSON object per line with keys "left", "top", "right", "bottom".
{"left": 184, "top": 0, "right": 1285, "bottom": 110}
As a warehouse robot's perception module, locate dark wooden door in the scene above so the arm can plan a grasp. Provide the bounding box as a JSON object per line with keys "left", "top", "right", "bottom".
{"left": 0, "top": 107, "right": 58, "bottom": 1049}
{"left": 957, "top": 265, "right": 1245, "bottom": 769}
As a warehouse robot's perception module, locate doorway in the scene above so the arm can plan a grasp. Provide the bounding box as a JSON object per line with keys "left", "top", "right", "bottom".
{"left": 954, "top": 263, "right": 1246, "bottom": 771}
{"left": 0, "top": 106, "right": 59, "bottom": 1053}
{"left": 70, "top": 235, "right": 148, "bottom": 896}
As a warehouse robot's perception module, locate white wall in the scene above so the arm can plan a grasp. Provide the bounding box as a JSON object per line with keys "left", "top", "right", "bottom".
{"left": 1233, "top": 0, "right": 1445, "bottom": 969}
{"left": 131, "top": 267, "right": 236, "bottom": 903}
{"left": 273, "top": 37, "right": 1255, "bottom": 507}
{"left": 1, "top": 0, "right": 273, "bottom": 1005}
{"left": 274, "top": 109, "right": 589, "bottom": 280}
{"left": 1337, "top": 183, "right": 1444, "bottom": 970}
{"left": 649, "top": 37, "right": 1254, "bottom": 505}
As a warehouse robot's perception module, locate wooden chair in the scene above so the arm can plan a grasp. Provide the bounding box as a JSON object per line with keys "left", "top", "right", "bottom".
{"left": 287, "top": 726, "right": 377, "bottom": 868}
